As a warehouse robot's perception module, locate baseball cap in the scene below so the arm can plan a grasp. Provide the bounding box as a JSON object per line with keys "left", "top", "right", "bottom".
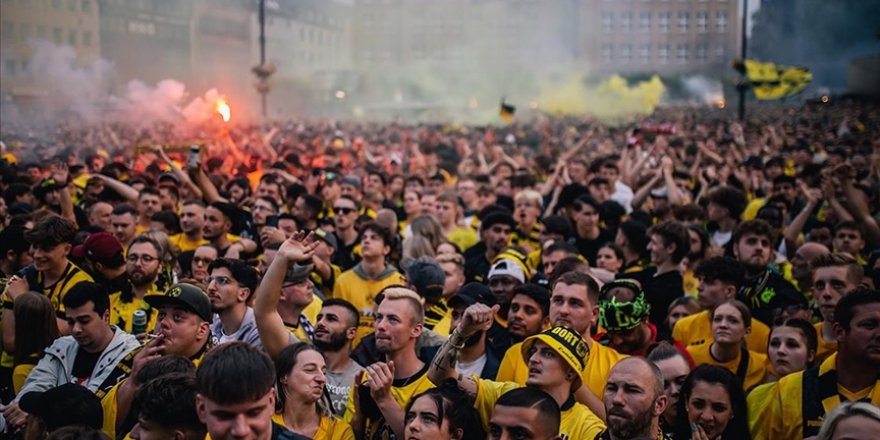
{"left": 599, "top": 279, "right": 651, "bottom": 332}
{"left": 521, "top": 326, "right": 589, "bottom": 384}
{"left": 340, "top": 176, "right": 362, "bottom": 191}
{"left": 71, "top": 232, "right": 124, "bottom": 266}
{"left": 145, "top": 283, "right": 213, "bottom": 322}
{"left": 488, "top": 259, "right": 526, "bottom": 284}
{"left": 19, "top": 383, "right": 103, "bottom": 431}
{"left": 285, "top": 264, "right": 314, "bottom": 284}
{"left": 406, "top": 259, "right": 445, "bottom": 300}
{"left": 313, "top": 228, "right": 338, "bottom": 251}
{"left": 448, "top": 282, "right": 496, "bottom": 308}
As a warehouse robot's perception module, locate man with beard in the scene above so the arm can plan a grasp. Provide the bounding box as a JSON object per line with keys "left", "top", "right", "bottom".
{"left": 206, "top": 258, "right": 261, "bottom": 348}
{"left": 506, "top": 283, "right": 551, "bottom": 344}
{"left": 464, "top": 211, "right": 515, "bottom": 284}
{"left": 345, "top": 287, "right": 435, "bottom": 440}
{"left": 170, "top": 200, "right": 207, "bottom": 253}
{"left": 109, "top": 235, "right": 163, "bottom": 334}
{"left": 448, "top": 282, "right": 500, "bottom": 379}
{"left": 732, "top": 220, "right": 807, "bottom": 326}
{"left": 314, "top": 299, "right": 364, "bottom": 417}
{"left": 599, "top": 357, "right": 670, "bottom": 440}
{"left": 202, "top": 202, "right": 256, "bottom": 258}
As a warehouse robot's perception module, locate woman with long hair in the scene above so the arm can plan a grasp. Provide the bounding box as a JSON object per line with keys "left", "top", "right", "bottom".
{"left": 13, "top": 292, "right": 60, "bottom": 394}
{"left": 686, "top": 300, "right": 768, "bottom": 392}
{"left": 674, "top": 365, "right": 751, "bottom": 440}
{"left": 274, "top": 343, "right": 354, "bottom": 440}
{"left": 404, "top": 381, "right": 485, "bottom": 440}
{"left": 648, "top": 342, "right": 694, "bottom": 436}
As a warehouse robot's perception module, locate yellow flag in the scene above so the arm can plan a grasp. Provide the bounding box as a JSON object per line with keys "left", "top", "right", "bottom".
{"left": 744, "top": 59, "right": 813, "bottom": 100}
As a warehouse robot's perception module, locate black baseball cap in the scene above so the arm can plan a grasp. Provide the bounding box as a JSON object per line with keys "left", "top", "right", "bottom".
{"left": 448, "top": 282, "right": 496, "bottom": 308}
{"left": 145, "top": 283, "right": 213, "bottom": 322}
{"left": 19, "top": 383, "right": 103, "bottom": 431}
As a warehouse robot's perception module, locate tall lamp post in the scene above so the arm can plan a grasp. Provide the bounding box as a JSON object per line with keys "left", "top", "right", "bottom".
{"left": 252, "top": 0, "right": 273, "bottom": 118}
{"left": 738, "top": 0, "right": 748, "bottom": 121}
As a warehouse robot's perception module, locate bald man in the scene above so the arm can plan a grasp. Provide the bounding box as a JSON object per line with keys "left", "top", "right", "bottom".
{"left": 599, "top": 357, "right": 669, "bottom": 440}
{"left": 790, "top": 242, "right": 830, "bottom": 293}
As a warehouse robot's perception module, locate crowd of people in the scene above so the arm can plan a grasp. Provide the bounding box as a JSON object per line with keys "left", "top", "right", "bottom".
{"left": 0, "top": 98, "right": 877, "bottom": 440}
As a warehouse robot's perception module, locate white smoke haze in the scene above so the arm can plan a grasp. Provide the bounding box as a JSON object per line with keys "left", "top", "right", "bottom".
{"left": 17, "top": 41, "right": 227, "bottom": 127}
{"left": 681, "top": 76, "right": 725, "bottom": 106}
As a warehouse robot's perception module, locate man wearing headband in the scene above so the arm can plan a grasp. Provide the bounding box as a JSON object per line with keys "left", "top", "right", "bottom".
{"left": 429, "top": 305, "right": 606, "bottom": 440}
{"left": 598, "top": 279, "right": 691, "bottom": 359}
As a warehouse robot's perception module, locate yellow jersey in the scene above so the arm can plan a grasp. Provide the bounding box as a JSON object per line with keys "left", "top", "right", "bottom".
{"left": 332, "top": 266, "right": 406, "bottom": 346}
{"left": 272, "top": 412, "right": 355, "bottom": 440}
{"left": 2, "top": 262, "right": 94, "bottom": 317}
{"left": 169, "top": 233, "right": 208, "bottom": 253}
{"left": 495, "top": 341, "right": 627, "bottom": 400}
{"left": 448, "top": 226, "right": 478, "bottom": 253}
{"left": 749, "top": 353, "right": 880, "bottom": 440}
{"left": 672, "top": 310, "right": 771, "bottom": 354}
{"left": 473, "top": 378, "right": 606, "bottom": 440}
{"left": 813, "top": 321, "right": 837, "bottom": 363}
{"left": 109, "top": 288, "right": 162, "bottom": 334}
{"left": 343, "top": 366, "right": 435, "bottom": 440}
{"left": 687, "top": 343, "right": 768, "bottom": 392}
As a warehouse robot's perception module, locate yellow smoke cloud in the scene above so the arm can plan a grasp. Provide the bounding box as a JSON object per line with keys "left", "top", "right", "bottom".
{"left": 539, "top": 74, "right": 666, "bottom": 120}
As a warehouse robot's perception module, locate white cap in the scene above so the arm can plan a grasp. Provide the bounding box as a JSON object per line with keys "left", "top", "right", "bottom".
{"left": 488, "top": 259, "right": 526, "bottom": 283}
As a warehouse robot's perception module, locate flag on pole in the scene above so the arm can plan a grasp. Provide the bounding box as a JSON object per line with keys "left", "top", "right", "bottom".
{"left": 741, "top": 59, "right": 813, "bottom": 100}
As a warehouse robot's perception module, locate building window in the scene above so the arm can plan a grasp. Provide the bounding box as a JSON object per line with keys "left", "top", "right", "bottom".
{"left": 658, "top": 44, "right": 670, "bottom": 63}
{"left": 37, "top": 25, "right": 47, "bottom": 39}
{"left": 696, "top": 11, "right": 708, "bottom": 32}
{"left": 716, "top": 11, "right": 728, "bottom": 33}
{"left": 82, "top": 0, "right": 91, "bottom": 13}
{"left": 676, "top": 43, "right": 688, "bottom": 62}
{"left": 52, "top": 0, "right": 61, "bottom": 9}
{"left": 19, "top": 23, "right": 31, "bottom": 41}
{"left": 696, "top": 44, "right": 707, "bottom": 62}
{"left": 602, "top": 12, "right": 613, "bottom": 33}
{"left": 658, "top": 12, "right": 670, "bottom": 33}
{"left": 620, "top": 12, "right": 633, "bottom": 32}
{"left": 639, "top": 44, "right": 651, "bottom": 63}
{"left": 53, "top": 27, "right": 62, "bottom": 44}
{"left": 601, "top": 44, "right": 613, "bottom": 62}
{"left": 68, "top": 29, "right": 77, "bottom": 46}
{"left": 620, "top": 44, "right": 632, "bottom": 62}
{"left": 4, "top": 59, "right": 15, "bottom": 77}
{"left": 715, "top": 44, "right": 726, "bottom": 59}
{"left": 83, "top": 30, "right": 92, "bottom": 46}
{"left": 1, "top": 21, "right": 14, "bottom": 42}
{"left": 677, "top": 12, "right": 689, "bottom": 33}
{"left": 68, "top": 0, "right": 76, "bottom": 11}
{"left": 639, "top": 12, "right": 651, "bottom": 32}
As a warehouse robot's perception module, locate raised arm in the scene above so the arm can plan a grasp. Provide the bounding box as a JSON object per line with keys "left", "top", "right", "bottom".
{"left": 427, "top": 303, "right": 498, "bottom": 397}
{"left": 93, "top": 173, "right": 139, "bottom": 204}
{"left": 153, "top": 146, "right": 203, "bottom": 201}
{"left": 254, "top": 231, "right": 318, "bottom": 359}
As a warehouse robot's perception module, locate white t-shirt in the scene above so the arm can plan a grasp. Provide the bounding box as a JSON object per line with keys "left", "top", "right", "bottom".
{"left": 456, "top": 353, "right": 488, "bottom": 378}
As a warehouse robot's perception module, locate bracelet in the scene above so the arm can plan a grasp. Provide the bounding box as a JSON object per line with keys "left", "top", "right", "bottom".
{"left": 449, "top": 328, "right": 466, "bottom": 350}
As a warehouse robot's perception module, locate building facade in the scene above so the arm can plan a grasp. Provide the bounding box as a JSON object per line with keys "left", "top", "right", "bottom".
{"left": 579, "top": 0, "right": 741, "bottom": 75}
{"left": 1, "top": 0, "right": 101, "bottom": 99}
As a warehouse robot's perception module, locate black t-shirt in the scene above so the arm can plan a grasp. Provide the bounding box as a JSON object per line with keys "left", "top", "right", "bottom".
{"left": 71, "top": 347, "right": 101, "bottom": 385}
{"left": 622, "top": 268, "right": 684, "bottom": 339}
{"left": 463, "top": 242, "right": 491, "bottom": 284}
{"left": 738, "top": 270, "right": 806, "bottom": 326}
{"left": 574, "top": 228, "right": 615, "bottom": 266}
{"left": 272, "top": 422, "right": 311, "bottom": 440}
{"left": 332, "top": 232, "right": 361, "bottom": 271}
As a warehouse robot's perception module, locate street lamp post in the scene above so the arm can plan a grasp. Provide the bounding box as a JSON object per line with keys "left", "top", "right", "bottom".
{"left": 738, "top": 0, "right": 748, "bottom": 121}
{"left": 258, "top": 0, "right": 267, "bottom": 117}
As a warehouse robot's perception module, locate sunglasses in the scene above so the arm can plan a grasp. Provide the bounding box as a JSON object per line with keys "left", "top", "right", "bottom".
{"left": 334, "top": 207, "right": 356, "bottom": 215}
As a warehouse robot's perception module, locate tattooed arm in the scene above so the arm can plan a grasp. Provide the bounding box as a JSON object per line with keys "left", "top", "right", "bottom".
{"left": 427, "top": 303, "right": 499, "bottom": 397}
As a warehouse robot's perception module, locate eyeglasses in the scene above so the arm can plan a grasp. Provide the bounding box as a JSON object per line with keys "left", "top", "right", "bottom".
{"left": 333, "top": 207, "right": 356, "bottom": 215}
{"left": 205, "top": 275, "right": 237, "bottom": 286}
{"left": 193, "top": 257, "right": 215, "bottom": 266}
{"left": 127, "top": 254, "right": 157, "bottom": 264}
